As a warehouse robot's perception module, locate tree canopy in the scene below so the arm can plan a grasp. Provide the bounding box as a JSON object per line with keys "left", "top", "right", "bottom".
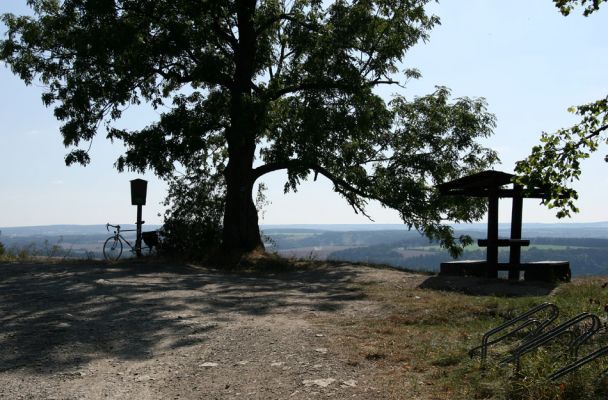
{"left": 1, "top": 0, "right": 498, "bottom": 256}
{"left": 515, "top": 0, "right": 607, "bottom": 217}
{"left": 554, "top": 0, "right": 607, "bottom": 16}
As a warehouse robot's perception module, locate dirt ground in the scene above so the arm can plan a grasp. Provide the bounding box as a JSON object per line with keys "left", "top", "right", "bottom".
{"left": 0, "top": 260, "right": 560, "bottom": 400}
{"left": 0, "top": 260, "right": 420, "bottom": 399}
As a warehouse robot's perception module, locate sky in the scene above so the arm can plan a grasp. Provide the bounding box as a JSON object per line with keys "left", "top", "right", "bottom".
{"left": 0, "top": 1, "right": 607, "bottom": 228}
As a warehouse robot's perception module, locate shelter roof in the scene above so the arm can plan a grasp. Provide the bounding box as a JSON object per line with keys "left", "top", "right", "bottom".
{"left": 436, "top": 170, "right": 515, "bottom": 194}
{"left": 436, "top": 170, "right": 548, "bottom": 198}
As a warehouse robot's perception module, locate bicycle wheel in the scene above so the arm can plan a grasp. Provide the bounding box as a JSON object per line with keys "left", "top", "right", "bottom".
{"left": 103, "top": 236, "right": 123, "bottom": 261}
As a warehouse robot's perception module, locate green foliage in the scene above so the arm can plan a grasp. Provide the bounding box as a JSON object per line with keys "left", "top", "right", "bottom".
{"left": 160, "top": 170, "right": 225, "bottom": 259}
{"left": 515, "top": 96, "right": 608, "bottom": 219}
{"left": 1, "top": 0, "right": 498, "bottom": 254}
{"left": 554, "top": 0, "right": 607, "bottom": 16}
{"left": 516, "top": 2, "right": 607, "bottom": 219}
{"left": 0, "top": 241, "right": 5, "bottom": 257}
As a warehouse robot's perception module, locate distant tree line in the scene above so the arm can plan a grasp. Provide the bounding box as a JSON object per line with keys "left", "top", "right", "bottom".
{"left": 265, "top": 230, "right": 431, "bottom": 250}
{"left": 326, "top": 237, "right": 608, "bottom": 277}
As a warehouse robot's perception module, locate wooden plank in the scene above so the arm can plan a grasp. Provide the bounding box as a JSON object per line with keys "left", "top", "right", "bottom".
{"left": 478, "top": 239, "right": 530, "bottom": 247}
{"left": 486, "top": 188, "right": 499, "bottom": 279}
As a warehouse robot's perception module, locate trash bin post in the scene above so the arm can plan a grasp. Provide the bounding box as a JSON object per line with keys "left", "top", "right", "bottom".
{"left": 130, "top": 179, "right": 148, "bottom": 257}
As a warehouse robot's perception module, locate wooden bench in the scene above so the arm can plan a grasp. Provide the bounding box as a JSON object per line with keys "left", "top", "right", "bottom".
{"left": 440, "top": 260, "right": 571, "bottom": 282}
{"left": 440, "top": 260, "right": 486, "bottom": 277}
{"left": 440, "top": 236, "right": 571, "bottom": 282}
{"left": 477, "top": 239, "right": 530, "bottom": 247}
{"left": 521, "top": 261, "right": 571, "bottom": 283}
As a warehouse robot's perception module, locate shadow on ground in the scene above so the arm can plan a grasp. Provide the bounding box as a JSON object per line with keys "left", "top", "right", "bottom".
{"left": 0, "top": 261, "right": 363, "bottom": 374}
{"left": 418, "top": 275, "right": 558, "bottom": 297}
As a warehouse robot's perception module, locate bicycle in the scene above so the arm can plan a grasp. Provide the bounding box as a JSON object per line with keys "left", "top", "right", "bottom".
{"left": 103, "top": 223, "right": 160, "bottom": 261}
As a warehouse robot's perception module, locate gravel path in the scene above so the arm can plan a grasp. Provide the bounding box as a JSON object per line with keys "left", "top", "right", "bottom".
{"left": 0, "top": 261, "right": 419, "bottom": 399}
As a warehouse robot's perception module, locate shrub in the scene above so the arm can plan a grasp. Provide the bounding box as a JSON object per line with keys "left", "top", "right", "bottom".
{"left": 159, "top": 171, "right": 271, "bottom": 261}
{"left": 159, "top": 173, "right": 225, "bottom": 259}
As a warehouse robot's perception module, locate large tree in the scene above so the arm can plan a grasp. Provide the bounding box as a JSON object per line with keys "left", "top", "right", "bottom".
{"left": 1, "top": 0, "right": 498, "bottom": 255}
{"left": 515, "top": 0, "right": 607, "bottom": 217}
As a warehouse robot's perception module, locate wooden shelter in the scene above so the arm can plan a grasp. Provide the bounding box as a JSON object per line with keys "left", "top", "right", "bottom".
{"left": 437, "top": 170, "right": 570, "bottom": 282}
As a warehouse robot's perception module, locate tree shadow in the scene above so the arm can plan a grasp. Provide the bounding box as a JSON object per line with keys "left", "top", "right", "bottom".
{"left": 0, "top": 261, "right": 364, "bottom": 374}
{"left": 418, "top": 275, "right": 559, "bottom": 297}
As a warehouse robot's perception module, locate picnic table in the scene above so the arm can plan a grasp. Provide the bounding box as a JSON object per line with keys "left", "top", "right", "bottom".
{"left": 436, "top": 170, "right": 571, "bottom": 282}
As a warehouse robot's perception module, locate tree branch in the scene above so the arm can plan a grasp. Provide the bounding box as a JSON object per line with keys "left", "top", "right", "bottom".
{"left": 581, "top": 123, "right": 608, "bottom": 142}
{"left": 252, "top": 159, "right": 381, "bottom": 203}
{"left": 255, "top": 13, "right": 320, "bottom": 35}
{"left": 266, "top": 78, "right": 399, "bottom": 101}
{"left": 213, "top": 17, "right": 238, "bottom": 50}
{"left": 555, "top": 123, "right": 608, "bottom": 154}
{"left": 357, "top": 8, "right": 391, "bottom": 77}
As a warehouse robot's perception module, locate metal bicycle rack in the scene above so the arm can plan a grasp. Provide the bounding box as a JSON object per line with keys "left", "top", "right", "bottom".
{"left": 469, "top": 302, "right": 559, "bottom": 367}
{"left": 470, "top": 303, "right": 608, "bottom": 381}
{"left": 502, "top": 312, "right": 601, "bottom": 371}
{"left": 549, "top": 345, "right": 608, "bottom": 381}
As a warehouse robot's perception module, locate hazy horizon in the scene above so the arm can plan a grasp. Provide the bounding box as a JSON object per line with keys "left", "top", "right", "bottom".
{"left": 3, "top": 220, "right": 608, "bottom": 231}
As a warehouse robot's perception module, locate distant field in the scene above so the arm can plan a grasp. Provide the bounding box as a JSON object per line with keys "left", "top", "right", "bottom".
{"left": 3, "top": 226, "right": 608, "bottom": 276}
{"left": 265, "top": 232, "right": 318, "bottom": 236}
{"left": 276, "top": 245, "right": 361, "bottom": 260}
{"left": 412, "top": 244, "right": 589, "bottom": 252}
{"left": 265, "top": 232, "right": 317, "bottom": 238}
{"left": 393, "top": 248, "right": 433, "bottom": 258}
{"left": 526, "top": 244, "right": 588, "bottom": 250}
{"left": 411, "top": 245, "right": 482, "bottom": 252}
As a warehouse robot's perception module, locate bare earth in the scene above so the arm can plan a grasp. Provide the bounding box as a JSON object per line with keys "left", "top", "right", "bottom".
{"left": 0, "top": 261, "right": 559, "bottom": 399}
{"left": 0, "top": 260, "right": 425, "bottom": 399}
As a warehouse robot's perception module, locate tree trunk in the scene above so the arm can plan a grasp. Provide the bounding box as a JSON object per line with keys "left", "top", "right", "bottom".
{"left": 221, "top": 144, "right": 264, "bottom": 253}
{"left": 220, "top": 0, "right": 263, "bottom": 254}
{"left": 221, "top": 84, "right": 263, "bottom": 254}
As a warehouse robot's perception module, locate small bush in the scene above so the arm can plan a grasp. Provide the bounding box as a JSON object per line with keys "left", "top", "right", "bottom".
{"left": 161, "top": 217, "right": 223, "bottom": 259}
{"left": 159, "top": 173, "right": 225, "bottom": 259}
{"left": 159, "top": 172, "right": 271, "bottom": 261}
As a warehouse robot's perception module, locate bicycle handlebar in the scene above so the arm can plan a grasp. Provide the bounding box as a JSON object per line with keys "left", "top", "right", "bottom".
{"left": 107, "top": 222, "right": 147, "bottom": 232}
{"left": 106, "top": 223, "right": 121, "bottom": 232}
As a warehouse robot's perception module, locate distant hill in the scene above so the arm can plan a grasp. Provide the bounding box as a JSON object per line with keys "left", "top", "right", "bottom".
{"left": 261, "top": 222, "right": 608, "bottom": 238}
{"left": 0, "top": 224, "right": 162, "bottom": 237}
{"left": 0, "top": 224, "right": 162, "bottom": 260}
{"left": 2, "top": 223, "right": 608, "bottom": 276}
{"left": 2, "top": 222, "right": 607, "bottom": 237}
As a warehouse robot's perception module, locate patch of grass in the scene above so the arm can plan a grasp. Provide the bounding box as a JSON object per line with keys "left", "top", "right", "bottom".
{"left": 318, "top": 275, "right": 608, "bottom": 399}
{"left": 194, "top": 248, "right": 320, "bottom": 275}
{"left": 327, "top": 258, "right": 435, "bottom": 275}
{"left": 431, "top": 352, "right": 462, "bottom": 367}
{"left": 0, "top": 238, "right": 84, "bottom": 263}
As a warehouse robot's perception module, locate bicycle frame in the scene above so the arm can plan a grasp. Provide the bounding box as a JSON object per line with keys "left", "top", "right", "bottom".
{"left": 104, "top": 223, "right": 141, "bottom": 260}
{"left": 115, "top": 232, "right": 137, "bottom": 252}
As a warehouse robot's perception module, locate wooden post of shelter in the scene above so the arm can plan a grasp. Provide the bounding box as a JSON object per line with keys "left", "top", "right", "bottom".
{"left": 486, "top": 186, "right": 499, "bottom": 279}
{"left": 509, "top": 185, "right": 524, "bottom": 280}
